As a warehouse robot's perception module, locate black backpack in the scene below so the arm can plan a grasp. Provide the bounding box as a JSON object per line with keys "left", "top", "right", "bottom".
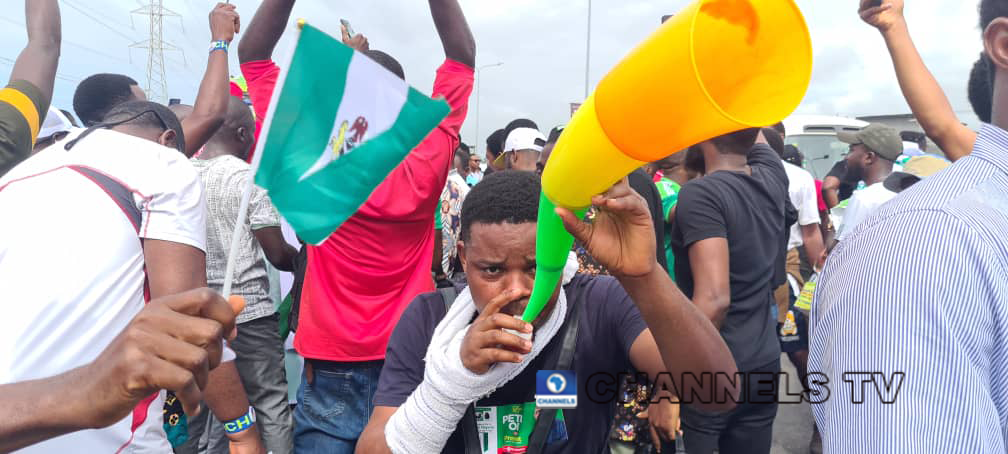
{"left": 435, "top": 286, "right": 581, "bottom": 454}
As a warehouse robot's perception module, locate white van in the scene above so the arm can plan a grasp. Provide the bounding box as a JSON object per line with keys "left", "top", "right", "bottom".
{"left": 781, "top": 115, "right": 868, "bottom": 180}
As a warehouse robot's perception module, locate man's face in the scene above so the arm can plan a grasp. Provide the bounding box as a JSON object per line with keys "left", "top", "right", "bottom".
{"left": 844, "top": 143, "right": 871, "bottom": 175}
{"left": 470, "top": 155, "right": 481, "bottom": 171}
{"left": 129, "top": 84, "right": 148, "bottom": 102}
{"left": 460, "top": 222, "right": 562, "bottom": 328}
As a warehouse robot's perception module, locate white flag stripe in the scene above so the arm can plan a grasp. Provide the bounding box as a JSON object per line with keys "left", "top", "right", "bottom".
{"left": 299, "top": 51, "right": 410, "bottom": 181}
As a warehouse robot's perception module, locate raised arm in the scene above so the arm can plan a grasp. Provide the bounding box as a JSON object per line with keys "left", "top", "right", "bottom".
{"left": 860, "top": 0, "right": 975, "bottom": 161}
{"left": 237, "top": 0, "right": 296, "bottom": 64}
{"left": 11, "top": 0, "right": 60, "bottom": 108}
{"left": 182, "top": 3, "right": 241, "bottom": 157}
{"left": 429, "top": 0, "right": 476, "bottom": 67}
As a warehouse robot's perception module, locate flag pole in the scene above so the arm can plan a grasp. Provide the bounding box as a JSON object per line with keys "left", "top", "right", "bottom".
{"left": 221, "top": 19, "right": 306, "bottom": 298}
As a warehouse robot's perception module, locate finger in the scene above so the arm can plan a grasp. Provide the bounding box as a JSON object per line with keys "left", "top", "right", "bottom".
{"left": 476, "top": 289, "right": 530, "bottom": 324}
{"left": 148, "top": 331, "right": 211, "bottom": 391}
{"left": 650, "top": 424, "right": 663, "bottom": 452}
{"left": 555, "top": 206, "right": 592, "bottom": 244}
{"left": 481, "top": 312, "right": 533, "bottom": 334}
{"left": 145, "top": 310, "right": 225, "bottom": 369}
{"left": 144, "top": 357, "right": 204, "bottom": 418}
{"left": 480, "top": 348, "right": 525, "bottom": 366}
{"left": 234, "top": 15, "right": 241, "bottom": 34}
{"left": 341, "top": 23, "right": 351, "bottom": 41}
{"left": 476, "top": 328, "right": 533, "bottom": 354}
{"left": 157, "top": 289, "right": 237, "bottom": 343}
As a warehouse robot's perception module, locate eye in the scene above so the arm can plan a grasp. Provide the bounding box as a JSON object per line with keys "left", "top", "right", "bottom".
{"left": 483, "top": 266, "right": 502, "bottom": 275}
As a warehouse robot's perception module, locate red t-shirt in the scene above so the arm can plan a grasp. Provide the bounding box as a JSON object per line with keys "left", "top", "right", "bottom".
{"left": 242, "top": 58, "right": 474, "bottom": 361}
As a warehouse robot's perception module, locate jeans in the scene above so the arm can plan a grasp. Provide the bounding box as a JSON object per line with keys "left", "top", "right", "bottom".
{"left": 293, "top": 359, "right": 384, "bottom": 454}
{"left": 680, "top": 359, "right": 781, "bottom": 454}
{"left": 177, "top": 314, "right": 293, "bottom": 454}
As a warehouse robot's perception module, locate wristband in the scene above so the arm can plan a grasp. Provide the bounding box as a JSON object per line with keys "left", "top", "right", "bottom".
{"left": 222, "top": 406, "right": 256, "bottom": 435}
{"left": 209, "top": 40, "right": 229, "bottom": 54}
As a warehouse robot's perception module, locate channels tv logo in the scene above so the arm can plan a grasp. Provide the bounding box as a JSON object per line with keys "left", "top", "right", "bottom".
{"left": 536, "top": 370, "right": 577, "bottom": 409}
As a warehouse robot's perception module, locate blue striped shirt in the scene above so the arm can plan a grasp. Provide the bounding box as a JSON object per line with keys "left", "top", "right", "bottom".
{"left": 810, "top": 124, "right": 1008, "bottom": 453}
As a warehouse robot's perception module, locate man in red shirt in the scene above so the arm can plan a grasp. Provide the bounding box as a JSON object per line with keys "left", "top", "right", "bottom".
{"left": 237, "top": 1, "right": 475, "bottom": 452}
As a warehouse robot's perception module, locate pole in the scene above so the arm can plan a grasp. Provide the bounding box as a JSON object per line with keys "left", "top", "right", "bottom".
{"left": 473, "top": 62, "right": 503, "bottom": 156}
{"left": 585, "top": 0, "right": 592, "bottom": 99}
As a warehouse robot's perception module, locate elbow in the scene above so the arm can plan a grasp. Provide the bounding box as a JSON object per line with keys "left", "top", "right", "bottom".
{"left": 449, "top": 45, "right": 476, "bottom": 68}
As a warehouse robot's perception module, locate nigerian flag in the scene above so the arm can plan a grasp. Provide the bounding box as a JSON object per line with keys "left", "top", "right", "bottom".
{"left": 253, "top": 22, "right": 450, "bottom": 244}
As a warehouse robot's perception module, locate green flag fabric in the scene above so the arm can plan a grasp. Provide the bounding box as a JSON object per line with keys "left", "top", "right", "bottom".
{"left": 253, "top": 23, "right": 450, "bottom": 244}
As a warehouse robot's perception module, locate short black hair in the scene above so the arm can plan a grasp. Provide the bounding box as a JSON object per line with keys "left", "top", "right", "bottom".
{"left": 103, "top": 101, "right": 186, "bottom": 154}
{"left": 460, "top": 170, "right": 539, "bottom": 243}
{"left": 969, "top": 54, "right": 994, "bottom": 123}
{"left": 74, "top": 73, "right": 141, "bottom": 127}
{"left": 980, "top": 0, "right": 1008, "bottom": 31}
{"left": 503, "top": 119, "right": 539, "bottom": 144}
{"left": 711, "top": 127, "right": 760, "bottom": 155}
{"left": 365, "top": 49, "right": 405, "bottom": 80}
{"left": 760, "top": 127, "right": 785, "bottom": 156}
{"left": 772, "top": 121, "right": 786, "bottom": 137}
{"left": 782, "top": 144, "right": 804, "bottom": 167}
{"left": 454, "top": 145, "right": 470, "bottom": 165}
{"left": 486, "top": 129, "right": 507, "bottom": 158}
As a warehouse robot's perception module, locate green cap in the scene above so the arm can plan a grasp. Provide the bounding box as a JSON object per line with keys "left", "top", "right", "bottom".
{"left": 837, "top": 123, "right": 904, "bottom": 161}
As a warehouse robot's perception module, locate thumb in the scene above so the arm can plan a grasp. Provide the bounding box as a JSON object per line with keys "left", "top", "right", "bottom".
{"left": 555, "top": 206, "right": 590, "bottom": 243}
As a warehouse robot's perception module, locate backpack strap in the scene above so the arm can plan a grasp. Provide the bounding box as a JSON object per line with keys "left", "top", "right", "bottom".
{"left": 527, "top": 292, "right": 581, "bottom": 454}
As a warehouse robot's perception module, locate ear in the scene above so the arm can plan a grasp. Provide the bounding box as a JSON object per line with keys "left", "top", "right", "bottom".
{"left": 985, "top": 18, "right": 1008, "bottom": 123}
{"left": 159, "top": 129, "right": 178, "bottom": 151}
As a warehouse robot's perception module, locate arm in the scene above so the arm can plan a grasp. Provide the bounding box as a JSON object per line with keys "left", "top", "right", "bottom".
{"left": 801, "top": 224, "right": 825, "bottom": 270}
{"left": 253, "top": 227, "right": 298, "bottom": 272}
{"left": 557, "top": 180, "right": 739, "bottom": 412}
{"left": 428, "top": 0, "right": 476, "bottom": 67}
{"left": 11, "top": 0, "right": 60, "bottom": 109}
{"left": 182, "top": 3, "right": 241, "bottom": 157}
{"left": 686, "top": 238, "right": 732, "bottom": 329}
{"left": 860, "top": 0, "right": 975, "bottom": 161}
{"left": 356, "top": 406, "right": 397, "bottom": 454}
{"left": 822, "top": 176, "right": 841, "bottom": 209}
{"left": 237, "top": 0, "right": 295, "bottom": 64}
{"left": 143, "top": 240, "right": 264, "bottom": 453}
{"left": 0, "top": 289, "right": 237, "bottom": 452}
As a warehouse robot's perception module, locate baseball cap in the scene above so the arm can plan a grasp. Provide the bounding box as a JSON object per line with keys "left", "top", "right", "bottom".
{"left": 38, "top": 107, "right": 74, "bottom": 141}
{"left": 883, "top": 155, "right": 951, "bottom": 193}
{"left": 838, "top": 123, "right": 903, "bottom": 161}
{"left": 494, "top": 127, "right": 546, "bottom": 167}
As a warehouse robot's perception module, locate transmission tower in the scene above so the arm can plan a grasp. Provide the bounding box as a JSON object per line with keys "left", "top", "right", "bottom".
{"left": 130, "top": 0, "right": 183, "bottom": 103}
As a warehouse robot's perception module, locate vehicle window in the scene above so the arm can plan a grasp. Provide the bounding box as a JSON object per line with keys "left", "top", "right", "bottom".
{"left": 785, "top": 134, "right": 848, "bottom": 179}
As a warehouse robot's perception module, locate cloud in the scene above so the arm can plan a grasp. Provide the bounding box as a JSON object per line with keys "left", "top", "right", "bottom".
{"left": 0, "top": 0, "right": 986, "bottom": 143}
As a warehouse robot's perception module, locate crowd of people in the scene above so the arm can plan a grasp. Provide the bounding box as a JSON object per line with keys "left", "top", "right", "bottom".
{"left": 0, "top": 0, "right": 1006, "bottom": 453}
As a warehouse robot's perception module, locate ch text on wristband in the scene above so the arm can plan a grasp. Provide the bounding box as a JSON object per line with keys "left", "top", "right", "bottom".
{"left": 209, "top": 40, "right": 229, "bottom": 54}
{"left": 223, "top": 406, "right": 256, "bottom": 435}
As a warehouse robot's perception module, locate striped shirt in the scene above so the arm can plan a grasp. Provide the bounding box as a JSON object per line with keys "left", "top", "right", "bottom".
{"left": 809, "top": 124, "right": 1008, "bottom": 453}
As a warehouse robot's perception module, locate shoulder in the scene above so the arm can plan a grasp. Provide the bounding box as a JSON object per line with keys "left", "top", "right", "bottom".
{"left": 566, "top": 274, "right": 631, "bottom": 307}
{"left": 393, "top": 289, "right": 447, "bottom": 340}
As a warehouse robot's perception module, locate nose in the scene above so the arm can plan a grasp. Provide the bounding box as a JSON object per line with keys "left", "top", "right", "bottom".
{"left": 501, "top": 270, "right": 534, "bottom": 297}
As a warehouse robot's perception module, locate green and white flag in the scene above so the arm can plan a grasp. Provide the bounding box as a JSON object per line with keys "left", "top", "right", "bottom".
{"left": 252, "top": 23, "right": 450, "bottom": 244}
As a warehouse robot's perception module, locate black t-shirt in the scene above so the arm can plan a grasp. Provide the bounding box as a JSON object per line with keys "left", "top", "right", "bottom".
{"left": 669, "top": 144, "right": 786, "bottom": 372}
{"left": 627, "top": 168, "right": 669, "bottom": 272}
{"left": 374, "top": 274, "right": 648, "bottom": 454}
{"left": 826, "top": 160, "right": 859, "bottom": 202}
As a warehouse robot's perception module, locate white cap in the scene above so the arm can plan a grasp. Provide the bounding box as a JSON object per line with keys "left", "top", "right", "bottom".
{"left": 504, "top": 127, "right": 546, "bottom": 153}
{"left": 37, "top": 107, "right": 73, "bottom": 140}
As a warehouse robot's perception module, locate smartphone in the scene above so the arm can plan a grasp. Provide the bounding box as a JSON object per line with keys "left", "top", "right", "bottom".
{"left": 340, "top": 19, "right": 355, "bottom": 37}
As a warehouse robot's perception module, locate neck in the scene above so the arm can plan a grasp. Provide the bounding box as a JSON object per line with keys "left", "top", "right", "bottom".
{"left": 703, "top": 150, "right": 748, "bottom": 174}
{"left": 863, "top": 163, "right": 892, "bottom": 186}
{"left": 199, "top": 141, "right": 242, "bottom": 160}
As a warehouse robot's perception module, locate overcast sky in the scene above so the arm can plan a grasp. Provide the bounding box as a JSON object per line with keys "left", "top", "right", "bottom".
{"left": 0, "top": 0, "right": 986, "bottom": 151}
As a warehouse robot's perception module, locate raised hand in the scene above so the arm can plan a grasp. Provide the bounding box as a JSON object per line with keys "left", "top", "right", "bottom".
{"left": 556, "top": 178, "right": 657, "bottom": 278}
{"left": 210, "top": 2, "right": 241, "bottom": 43}
{"left": 460, "top": 289, "right": 534, "bottom": 375}
{"left": 859, "top": 0, "right": 904, "bottom": 33}
{"left": 341, "top": 23, "right": 370, "bottom": 52}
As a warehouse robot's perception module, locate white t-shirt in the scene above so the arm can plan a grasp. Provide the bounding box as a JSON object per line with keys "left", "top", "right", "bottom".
{"left": 784, "top": 162, "right": 821, "bottom": 251}
{"left": 0, "top": 129, "right": 206, "bottom": 453}
{"left": 837, "top": 181, "right": 898, "bottom": 242}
